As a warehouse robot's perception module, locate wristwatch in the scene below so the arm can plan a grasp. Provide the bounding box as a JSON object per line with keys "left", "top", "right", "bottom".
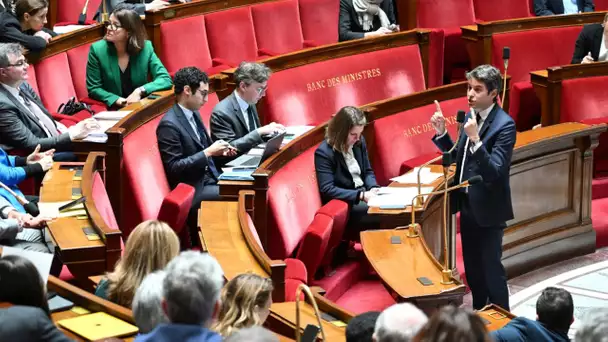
{"left": 138, "top": 86, "right": 146, "bottom": 97}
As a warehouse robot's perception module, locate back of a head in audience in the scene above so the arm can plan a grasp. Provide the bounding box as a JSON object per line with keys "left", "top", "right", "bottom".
{"left": 413, "top": 306, "right": 489, "bottom": 342}
{"left": 224, "top": 326, "right": 279, "bottom": 342}
{"left": 373, "top": 303, "right": 428, "bottom": 342}
{"left": 162, "top": 251, "right": 224, "bottom": 327}
{"left": 132, "top": 270, "right": 168, "bottom": 334}
{"left": 536, "top": 287, "right": 574, "bottom": 333}
{"left": 213, "top": 273, "right": 274, "bottom": 337}
{"left": 0, "top": 254, "right": 49, "bottom": 315}
{"left": 347, "top": 311, "right": 381, "bottom": 342}
{"left": 575, "top": 307, "right": 608, "bottom": 342}
{"left": 106, "top": 220, "right": 179, "bottom": 307}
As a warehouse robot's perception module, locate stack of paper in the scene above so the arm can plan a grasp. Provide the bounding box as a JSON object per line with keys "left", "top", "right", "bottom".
{"left": 53, "top": 25, "right": 93, "bottom": 35}
{"left": 218, "top": 168, "right": 255, "bottom": 181}
{"left": 82, "top": 119, "right": 120, "bottom": 143}
{"left": 38, "top": 201, "right": 86, "bottom": 218}
{"left": 390, "top": 167, "right": 443, "bottom": 184}
{"left": 93, "top": 111, "right": 132, "bottom": 121}
{"left": 368, "top": 186, "right": 435, "bottom": 208}
{"left": 283, "top": 125, "right": 315, "bottom": 144}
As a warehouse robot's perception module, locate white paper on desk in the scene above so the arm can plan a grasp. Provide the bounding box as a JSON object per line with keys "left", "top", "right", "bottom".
{"left": 53, "top": 24, "right": 93, "bottom": 35}
{"left": 390, "top": 167, "right": 443, "bottom": 184}
{"left": 368, "top": 186, "right": 434, "bottom": 207}
{"left": 1, "top": 245, "right": 53, "bottom": 283}
{"left": 247, "top": 148, "right": 264, "bottom": 156}
{"left": 38, "top": 202, "right": 85, "bottom": 218}
{"left": 81, "top": 119, "right": 119, "bottom": 143}
{"left": 93, "top": 111, "right": 132, "bottom": 121}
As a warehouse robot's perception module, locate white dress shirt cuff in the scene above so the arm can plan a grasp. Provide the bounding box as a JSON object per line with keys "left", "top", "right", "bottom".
{"left": 470, "top": 140, "right": 483, "bottom": 154}
{"left": 435, "top": 129, "right": 448, "bottom": 139}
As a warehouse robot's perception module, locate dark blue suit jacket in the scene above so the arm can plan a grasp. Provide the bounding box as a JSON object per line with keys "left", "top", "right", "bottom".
{"left": 315, "top": 137, "right": 378, "bottom": 205}
{"left": 433, "top": 105, "right": 516, "bottom": 227}
{"left": 157, "top": 104, "right": 218, "bottom": 191}
{"left": 490, "top": 317, "right": 570, "bottom": 342}
{"left": 534, "top": 0, "right": 594, "bottom": 15}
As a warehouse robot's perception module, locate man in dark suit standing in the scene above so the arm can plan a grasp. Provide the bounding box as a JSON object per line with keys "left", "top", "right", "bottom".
{"left": 572, "top": 13, "right": 608, "bottom": 64}
{"left": 0, "top": 43, "right": 98, "bottom": 158}
{"left": 534, "top": 0, "right": 595, "bottom": 16}
{"left": 210, "top": 62, "right": 284, "bottom": 166}
{"left": 157, "top": 67, "right": 236, "bottom": 243}
{"left": 430, "top": 64, "right": 516, "bottom": 311}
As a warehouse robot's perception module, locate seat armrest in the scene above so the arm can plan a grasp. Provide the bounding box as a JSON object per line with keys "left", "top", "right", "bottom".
{"left": 303, "top": 40, "right": 319, "bottom": 48}
{"left": 212, "top": 58, "right": 237, "bottom": 68}
{"left": 284, "top": 258, "right": 308, "bottom": 284}
{"left": 316, "top": 199, "right": 349, "bottom": 269}
{"left": 51, "top": 112, "right": 79, "bottom": 125}
{"left": 258, "top": 48, "right": 279, "bottom": 57}
{"left": 296, "top": 214, "right": 332, "bottom": 283}
{"left": 157, "top": 183, "right": 195, "bottom": 234}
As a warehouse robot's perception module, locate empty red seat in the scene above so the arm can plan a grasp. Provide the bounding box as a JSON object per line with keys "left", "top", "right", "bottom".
{"left": 34, "top": 53, "right": 78, "bottom": 114}
{"left": 298, "top": 0, "right": 339, "bottom": 46}
{"left": 591, "top": 198, "right": 608, "bottom": 248}
{"left": 596, "top": 0, "right": 608, "bottom": 10}
{"left": 262, "top": 44, "right": 426, "bottom": 126}
{"left": 205, "top": 6, "right": 260, "bottom": 67}
{"left": 371, "top": 97, "right": 467, "bottom": 185}
{"left": 473, "top": 0, "right": 531, "bottom": 21}
{"left": 55, "top": 0, "right": 102, "bottom": 25}
{"left": 252, "top": 0, "right": 315, "bottom": 55}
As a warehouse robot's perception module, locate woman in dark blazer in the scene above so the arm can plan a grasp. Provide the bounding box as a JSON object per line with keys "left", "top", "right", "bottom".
{"left": 339, "top": 0, "right": 397, "bottom": 41}
{"left": 315, "top": 106, "right": 380, "bottom": 232}
{"left": 0, "top": 0, "right": 57, "bottom": 52}
{"left": 86, "top": 7, "right": 172, "bottom": 108}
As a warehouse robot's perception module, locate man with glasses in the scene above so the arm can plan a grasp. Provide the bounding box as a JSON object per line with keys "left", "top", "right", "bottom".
{"left": 0, "top": 43, "right": 99, "bottom": 157}
{"left": 534, "top": 0, "right": 594, "bottom": 16}
{"left": 210, "top": 61, "right": 285, "bottom": 166}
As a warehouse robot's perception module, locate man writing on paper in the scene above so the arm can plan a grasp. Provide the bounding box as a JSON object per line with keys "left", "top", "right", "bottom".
{"left": 430, "top": 64, "right": 516, "bottom": 311}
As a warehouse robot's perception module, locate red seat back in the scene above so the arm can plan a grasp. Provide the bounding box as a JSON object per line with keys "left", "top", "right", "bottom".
{"left": 66, "top": 43, "right": 95, "bottom": 100}
{"left": 267, "top": 146, "right": 322, "bottom": 259}
{"left": 262, "top": 45, "right": 426, "bottom": 126}
{"left": 490, "top": 27, "right": 581, "bottom": 83}
{"left": 473, "top": 0, "right": 532, "bottom": 21}
{"left": 159, "top": 15, "right": 213, "bottom": 76}
{"left": 417, "top": 0, "right": 475, "bottom": 28}
{"left": 122, "top": 115, "right": 171, "bottom": 236}
{"left": 371, "top": 97, "right": 466, "bottom": 185}
{"left": 560, "top": 76, "right": 608, "bottom": 123}
{"left": 200, "top": 93, "right": 219, "bottom": 133}
{"left": 205, "top": 6, "right": 259, "bottom": 66}
{"left": 92, "top": 172, "right": 120, "bottom": 231}
{"left": 56, "top": 0, "right": 102, "bottom": 23}
{"left": 26, "top": 65, "right": 39, "bottom": 96}
{"left": 252, "top": 0, "right": 304, "bottom": 55}
{"left": 34, "top": 52, "right": 77, "bottom": 113}
{"left": 597, "top": 0, "right": 608, "bottom": 10}
{"left": 298, "top": 0, "right": 339, "bottom": 45}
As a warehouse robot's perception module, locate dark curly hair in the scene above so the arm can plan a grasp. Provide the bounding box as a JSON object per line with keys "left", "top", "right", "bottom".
{"left": 173, "top": 67, "right": 209, "bottom": 95}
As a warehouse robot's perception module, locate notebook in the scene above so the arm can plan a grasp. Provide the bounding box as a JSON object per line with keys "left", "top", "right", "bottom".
{"left": 57, "top": 312, "right": 138, "bottom": 341}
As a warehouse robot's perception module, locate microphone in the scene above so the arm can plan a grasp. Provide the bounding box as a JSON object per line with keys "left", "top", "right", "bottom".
{"left": 501, "top": 47, "right": 510, "bottom": 106}
{"left": 78, "top": 0, "right": 91, "bottom": 25}
{"left": 0, "top": 181, "right": 40, "bottom": 216}
{"left": 445, "top": 110, "right": 467, "bottom": 157}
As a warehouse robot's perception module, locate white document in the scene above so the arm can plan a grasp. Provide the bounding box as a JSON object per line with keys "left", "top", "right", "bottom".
{"left": 368, "top": 186, "right": 435, "bottom": 208}
{"left": 38, "top": 201, "right": 86, "bottom": 218}
{"left": 1, "top": 245, "right": 53, "bottom": 283}
{"left": 390, "top": 167, "right": 443, "bottom": 184}
{"left": 53, "top": 24, "right": 93, "bottom": 35}
{"left": 248, "top": 148, "right": 264, "bottom": 156}
{"left": 285, "top": 125, "right": 315, "bottom": 136}
{"left": 93, "top": 111, "right": 132, "bottom": 121}
{"left": 81, "top": 119, "right": 119, "bottom": 143}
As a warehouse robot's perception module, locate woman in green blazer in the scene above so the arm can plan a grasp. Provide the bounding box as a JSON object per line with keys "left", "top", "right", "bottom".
{"left": 86, "top": 7, "right": 172, "bottom": 108}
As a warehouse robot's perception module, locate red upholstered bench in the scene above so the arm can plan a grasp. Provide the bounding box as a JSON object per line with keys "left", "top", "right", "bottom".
{"left": 262, "top": 44, "right": 426, "bottom": 126}
{"left": 371, "top": 97, "right": 467, "bottom": 185}
{"left": 121, "top": 114, "right": 195, "bottom": 240}
{"left": 298, "top": 0, "right": 339, "bottom": 46}
{"left": 489, "top": 27, "right": 581, "bottom": 131}
{"left": 591, "top": 197, "right": 608, "bottom": 248}
{"left": 266, "top": 146, "right": 395, "bottom": 314}
{"left": 54, "top": 0, "right": 101, "bottom": 27}
{"left": 472, "top": 0, "right": 531, "bottom": 21}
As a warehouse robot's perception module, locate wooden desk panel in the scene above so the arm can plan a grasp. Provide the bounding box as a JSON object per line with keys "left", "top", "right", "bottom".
{"left": 269, "top": 302, "right": 346, "bottom": 342}
{"left": 478, "top": 304, "right": 515, "bottom": 332}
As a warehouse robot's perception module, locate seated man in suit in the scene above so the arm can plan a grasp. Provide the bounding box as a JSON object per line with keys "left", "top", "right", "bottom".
{"left": 96, "top": 0, "right": 171, "bottom": 20}
{"left": 572, "top": 12, "right": 608, "bottom": 63}
{"left": 491, "top": 287, "right": 572, "bottom": 342}
{"left": 210, "top": 62, "right": 285, "bottom": 166}
{"left": 157, "top": 67, "right": 236, "bottom": 243}
{"left": 534, "top": 0, "right": 595, "bottom": 16}
{"left": 0, "top": 43, "right": 99, "bottom": 158}
{"left": 339, "top": 0, "right": 398, "bottom": 41}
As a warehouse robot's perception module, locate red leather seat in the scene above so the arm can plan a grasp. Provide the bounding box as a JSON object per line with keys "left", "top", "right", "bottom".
{"left": 204, "top": 6, "right": 260, "bottom": 67}
{"left": 371, "top": 97, "right": 467, "bottom": 185}
{"left": 267, "top": 146, "right": 395, "bottom": 314}
{"left": 591, "top": 198, "right": 608, "bottom": 248}
{"left": 55, "top": 0, "right": 102, "bottom": 26}
{"left": 298, "top": 0, "right": 339, "bottom": 46}
{"left": 252, "top": 0, "right": 316, "bottom": 55}
{"left": 66, "top": 43, "right": 106, "bottom": 114}
{"left": 597, "top": 0, "right": 608, "bottom": 10}
{"left": 34, "top": 53, "right": 78, "bottom": 115}
{"left": 473, "top": 0, "right": 531, "bottom": 21}
{"left": 121, "top": 115, "right": 195, "bottom": 238}
{"left": 490, "top": 27, "right": 581, "bottom": 131}
{"left": 416, "top": 0, "right": 476, "bottom": 83}
{"left": 262, "top": 44, "right": 426, "bottom": 126}
{"left": 159, "top": 15, "right": 224, "bottom": 76}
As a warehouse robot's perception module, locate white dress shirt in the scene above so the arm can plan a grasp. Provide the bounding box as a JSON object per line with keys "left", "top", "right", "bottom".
{"left": 343, "top": 146, "right": 364, "bottom": 188}
{"left": 562, "top": 0, "right": 579, "bottom": 14}
{"left": 599, "top": 35, "right": 608, "bottom": 62}
{"left": 234, "top": 90, "right": 256, "bottom": 130}
{"left": 179, "top": 104, "right": 201, "bottom": 141}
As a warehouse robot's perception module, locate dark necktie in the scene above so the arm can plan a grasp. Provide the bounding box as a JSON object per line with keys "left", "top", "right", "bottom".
{"left": 476, "top": 112, "right": 482, "bottom": 126}
{"left": 193, "top": 112, "right": 220, "bottom": 179}
{"left": 247, "top": 105, "right": 257, "bottom": 132}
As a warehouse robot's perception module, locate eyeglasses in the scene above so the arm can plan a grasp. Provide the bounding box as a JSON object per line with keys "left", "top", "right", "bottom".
{"left": 256, "top": 85, "right": 268, "bottom": 95}
{"left": 197, "top": 89, "right": 209, "bottom": 97}
{"left": 6, "top": 59, "right": 28, "bottom": 68}
{"left": 104, "top": 21, "right": 122, "bottom": 31}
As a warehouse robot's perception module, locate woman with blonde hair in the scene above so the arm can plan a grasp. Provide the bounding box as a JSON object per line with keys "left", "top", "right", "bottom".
{"left": 95, "top": 220, "right": 180, "bottom": 307}
{"left": 213, "top": 273, "right": 274, "bottom": 337}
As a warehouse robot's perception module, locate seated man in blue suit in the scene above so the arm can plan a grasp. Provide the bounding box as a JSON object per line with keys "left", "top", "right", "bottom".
{"left": 534, "top": 0, "right": 595, "bottom": 16}
{"left": 157, "top": 67, "right": 236, "bottom": 245}
{"left": 491, "top": 287, "right": 573, "bottom": 342}
{"left": 430, "top": 64, "right": 516, "bottom": 311}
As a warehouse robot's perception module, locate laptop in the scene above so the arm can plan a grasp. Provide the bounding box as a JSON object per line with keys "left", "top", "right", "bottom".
{"left": 226, "top": 132, "right": 285, "bottom": 167}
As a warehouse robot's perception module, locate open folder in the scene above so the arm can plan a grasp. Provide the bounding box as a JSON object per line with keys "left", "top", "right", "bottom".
{"left": 57, "top": 312, "right": 138, "bottom": 341}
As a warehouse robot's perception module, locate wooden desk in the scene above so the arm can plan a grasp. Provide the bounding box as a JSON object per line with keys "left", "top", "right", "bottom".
{"left": 268, "top": 302, "right": 346, "bottom": 342}
{"left": 360, "top": 229, "right": 466, "bottom": 314}
{"left": 477, "top": 304, "right": 515, "bottom": 332}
